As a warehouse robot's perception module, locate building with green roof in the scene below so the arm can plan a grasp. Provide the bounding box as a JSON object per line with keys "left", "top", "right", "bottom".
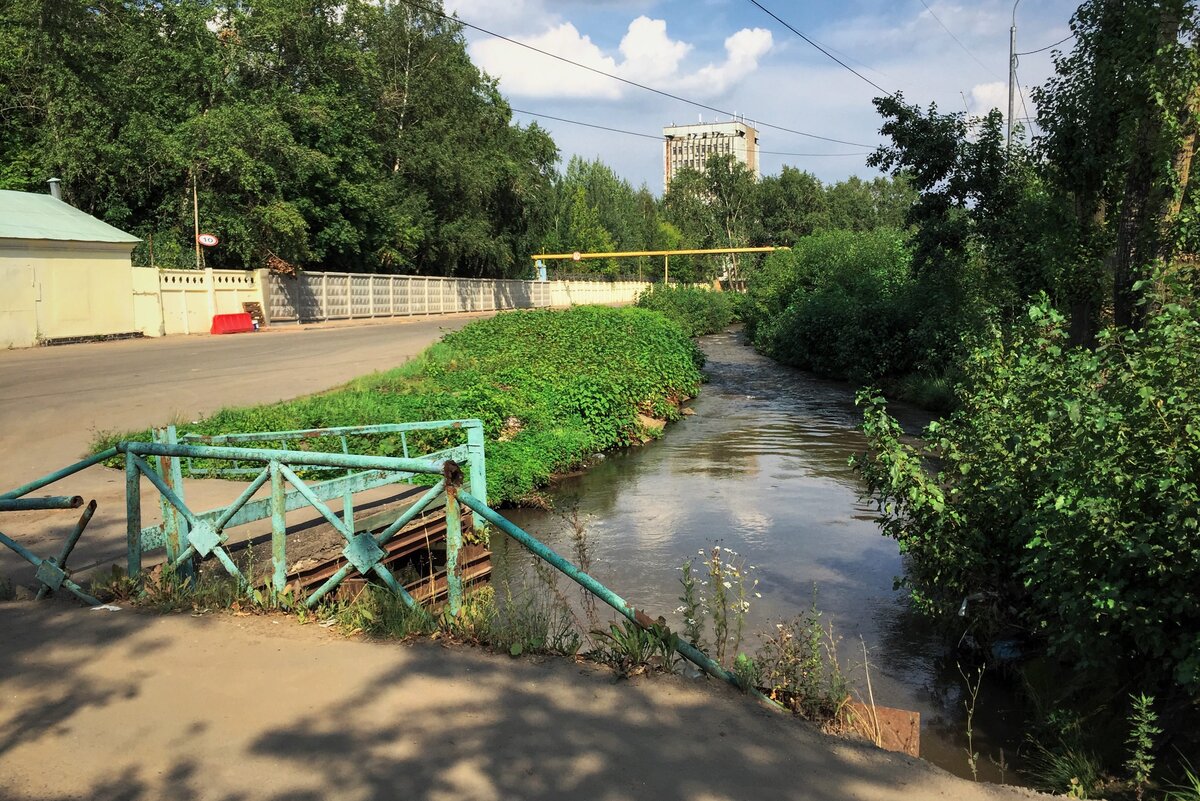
{"left": 1, "top": 187, "right": 146, "bottom": 347}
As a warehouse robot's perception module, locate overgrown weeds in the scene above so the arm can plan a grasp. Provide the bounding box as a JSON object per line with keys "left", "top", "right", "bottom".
{"left": 95, "top": 307, "right": 704, "bottom": 507}
{"left": 751, "top": 607, "right": 851, "bottom": 723}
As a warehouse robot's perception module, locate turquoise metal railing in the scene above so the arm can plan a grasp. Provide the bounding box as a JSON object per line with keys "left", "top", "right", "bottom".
{"left": 165, "top": 419, "right": 488, "bottom": 533}
{"left": 2, "top": 430, "right": 764, "bottom": 700}
{"left": 0, "top": 428, "right": 478, "bottom": 613}
{"left": 0, "top": 495, "right": 100, "bottom": 606}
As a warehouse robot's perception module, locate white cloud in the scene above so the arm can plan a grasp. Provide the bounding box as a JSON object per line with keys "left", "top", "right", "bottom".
{"left": 469, "top": 16, "right": 772, "bottom": 100}
{"left": 969, "top": 81, "right": 1007, "bottom": 114}
{"left": 472, "top": 22, "right": 622, "bottom": 99}
{"left": 617, "top": 17, "right": 692, "bottom": 84}
{"left": 677, "top": 27, "right": 773, "bottom": 95}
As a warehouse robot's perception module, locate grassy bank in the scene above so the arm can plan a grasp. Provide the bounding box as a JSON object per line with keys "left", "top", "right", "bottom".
{"left": 101, "top": 306, "right": 703, "bottom": 505}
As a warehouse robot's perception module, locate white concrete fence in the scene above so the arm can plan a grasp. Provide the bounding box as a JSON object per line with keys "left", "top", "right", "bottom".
{"left": 146, "top": 268, "right": 654, "bottom": 337}
{"left": 266, "top": 271, "right": 653, "bottom": 325}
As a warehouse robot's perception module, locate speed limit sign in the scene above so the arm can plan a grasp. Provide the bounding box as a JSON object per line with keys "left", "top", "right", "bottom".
{"left": 197, "top": 233, "right": 220, "bottom": 247}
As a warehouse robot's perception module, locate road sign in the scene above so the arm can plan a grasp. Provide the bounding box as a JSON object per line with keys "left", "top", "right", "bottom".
{"left": 197, "top": 233, "right": 219, "bottom": 247}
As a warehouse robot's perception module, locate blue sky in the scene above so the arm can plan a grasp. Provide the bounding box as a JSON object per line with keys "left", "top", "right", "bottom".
{"left": 443, "top": 0, "right": 1081, "bottom": 191}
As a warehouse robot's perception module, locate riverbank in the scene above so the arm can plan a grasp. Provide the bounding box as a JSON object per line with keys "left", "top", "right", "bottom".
{"left": 95, "top": 306, "right": 704, "bottom": 506}
{"left": 0, "top": 600, "right": 1052, "bottom": 801}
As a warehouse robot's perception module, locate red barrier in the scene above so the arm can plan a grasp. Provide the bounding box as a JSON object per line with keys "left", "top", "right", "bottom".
{"left": 210, "top": 312, "right": 255, "bottom": 335}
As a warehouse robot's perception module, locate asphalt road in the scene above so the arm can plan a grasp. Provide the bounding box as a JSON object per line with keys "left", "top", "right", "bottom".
{"left": 0, "top": 314, "right": 492, "bottom": 579}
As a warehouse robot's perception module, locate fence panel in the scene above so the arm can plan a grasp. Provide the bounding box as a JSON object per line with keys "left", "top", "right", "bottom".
{"left": 267, "top": 271, "right": 651, "bottom": 324}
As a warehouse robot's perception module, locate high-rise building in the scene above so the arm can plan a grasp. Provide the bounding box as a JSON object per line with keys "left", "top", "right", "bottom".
{"left": 663, "top": 119, "right": 760, "bottom": 189}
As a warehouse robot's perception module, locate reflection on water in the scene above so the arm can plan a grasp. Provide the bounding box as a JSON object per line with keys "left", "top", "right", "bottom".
{"left": 505, "top": 330, "right": 1024, "bottom": 782}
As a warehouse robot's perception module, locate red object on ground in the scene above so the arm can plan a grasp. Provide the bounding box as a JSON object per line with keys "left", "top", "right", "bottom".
{"left": 210, "top": 313, "right": 255, "bottom": 335}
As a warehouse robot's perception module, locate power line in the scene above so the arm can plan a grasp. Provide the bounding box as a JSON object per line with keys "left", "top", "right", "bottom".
{"left": 916, "top": 0, "right": 1001, "bottom": 79}
{"left": 1015, "top": 69, "right": 1036, "bottom": 135}
{"left": 511, "top": 108, "right": 660, "bottom": 141}
{"left": 1016, "top": 33, "right": 1074, "bottom": 56}
{"left": 745, "top": 0, "right": 894, "bottom": 96}
{"left": 398, "top": 0, "right": 876, "bottom": 148}
{"left": 509, "top": 107, "right": 872, "bottom": 157}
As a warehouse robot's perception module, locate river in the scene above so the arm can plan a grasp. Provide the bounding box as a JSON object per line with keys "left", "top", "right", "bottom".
{"left": 504, "top": 328, "right": 1023, "bottom": 782}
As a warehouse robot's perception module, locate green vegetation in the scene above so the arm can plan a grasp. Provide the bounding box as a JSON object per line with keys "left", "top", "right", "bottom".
{"left": 0, "top": 0, "right": 556, "bottom": 276}
{"left": 635, "top": 285, "right": 737, "bottom": 337}
{"left": 854, "top": 299, "right": 1200, "bottom": 697}
{"left": 740, "top": 229, "right": 957, "bottom": 388}
{"left": 104, "top": 306, "right": 703, "bottom": 505}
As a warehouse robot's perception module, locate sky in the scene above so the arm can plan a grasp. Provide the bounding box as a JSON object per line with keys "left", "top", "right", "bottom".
{"left": 441, "top": 0, "right": 1081, "bottom": 192}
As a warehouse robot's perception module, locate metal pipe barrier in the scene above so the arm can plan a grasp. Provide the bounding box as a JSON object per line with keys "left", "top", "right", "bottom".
{"left": 0, "top": 494, "right": 100, "bottom": 605}
{"left": 0, "top": 431, "right": 477, "bottom": 611}
{"left": 2, "top": 434, "right": 768, "bottom": 703}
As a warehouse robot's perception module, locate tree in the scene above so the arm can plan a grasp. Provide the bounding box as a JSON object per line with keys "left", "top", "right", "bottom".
{"left": 1034, "top": 0, "right": 1200, "bottom": 332}
{"left": 823, "top": 175, "right": 916, "bottom": 233}
{"left": 0, "top": 0, "right": 560, "bottom": 277}
{"left": 752, "top": 166, "right": 825, "bottom": 245}
{"left": 663, "top": 154, "right": 757, "bottom": 281}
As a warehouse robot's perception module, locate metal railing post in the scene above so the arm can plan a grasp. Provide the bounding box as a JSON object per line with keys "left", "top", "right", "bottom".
{"left": 154, "top": 425, "right": 191, "bottom": 579}
{"left": 443, "top": 461, "right": 464, "bottom": 616}
{"left": 270, "top": 460, "right": 287, "bottom": 592}
{"left": 465, "top": 422, "right": 488, "bottom": 532}
{"left": 125, "top": 452, "right": 142, "bottom": 580}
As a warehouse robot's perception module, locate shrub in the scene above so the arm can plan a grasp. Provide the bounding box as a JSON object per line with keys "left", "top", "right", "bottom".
{"left": 740, "top": 229, "right": 956, "bottom": 382}
{"left": 854, "top": 299, "right": 1200, "bottom": 697}
{"left": 635, "top": 284, "right": 736, "bottom": 337}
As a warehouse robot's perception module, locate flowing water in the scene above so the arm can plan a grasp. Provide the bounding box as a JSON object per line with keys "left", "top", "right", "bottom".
{"left": 505, "top": 329, "right": 1025, "bottom": 782}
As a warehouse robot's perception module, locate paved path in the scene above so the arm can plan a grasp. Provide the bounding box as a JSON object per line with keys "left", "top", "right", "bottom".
{"left": 0, "top": 314, "right": 491, "bottom": 579}
{"left": 0, "top": 603, "right": 1049, "bottom": 801}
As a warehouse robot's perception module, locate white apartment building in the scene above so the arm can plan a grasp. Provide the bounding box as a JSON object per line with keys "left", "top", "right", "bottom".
{"left": 663, "top": 119, "right": 760, "bottom": 189}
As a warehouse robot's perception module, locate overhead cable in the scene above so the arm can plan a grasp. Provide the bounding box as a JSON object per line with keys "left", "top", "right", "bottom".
{"left": 509, "top": 107, "right": 872, "bottom": 157}
{"left": 397, "top": 0, "right": 875, "bottom": 148}
{"left": 1016, "top": 33, "right": 1075, "bottom": 56}
{"left": 745, "top": 0, "right": 894, "bottom": 95}
{"left": 916, "top": 0, "right": 1001, "bottom": 79}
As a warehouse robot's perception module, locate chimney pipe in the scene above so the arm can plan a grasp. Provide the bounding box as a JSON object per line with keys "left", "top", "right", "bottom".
{"left": 48, "top": 178, "right": 62, "bottom": 200}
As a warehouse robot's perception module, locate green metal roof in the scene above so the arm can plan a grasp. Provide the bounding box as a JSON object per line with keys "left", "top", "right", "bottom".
{"left": 0, "top": 190, "right": 140, "bottom": 244}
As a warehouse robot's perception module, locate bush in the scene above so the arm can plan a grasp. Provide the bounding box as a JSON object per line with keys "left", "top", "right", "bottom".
{"left": 740, "top": 229, "right": 960, "bottom": 383}
{"left": 854, "top": 299, "right": 1200, "bottom": 697}
{"left": 106, "top": 306, "right": 704, "bottom": 506}
{"left": 635, "top": 284, "right": 736, "bottom": 337}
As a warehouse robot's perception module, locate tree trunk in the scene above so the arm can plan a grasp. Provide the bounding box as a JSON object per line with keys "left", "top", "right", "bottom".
{"left": 1111, "top": 6, "right": 1193, "bottom": 329}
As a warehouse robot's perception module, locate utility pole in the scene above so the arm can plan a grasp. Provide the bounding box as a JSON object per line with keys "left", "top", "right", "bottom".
{"left": 1007, "top": 0, "right": 1021, "bottom": 150}
{"left": 192, "top": 170, "right": 202, "bottom": 270}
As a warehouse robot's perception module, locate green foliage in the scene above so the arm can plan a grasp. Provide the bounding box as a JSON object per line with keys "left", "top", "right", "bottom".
{"left": 740, "top": 229, "right": 958, "bottom": 384}
{"left": 1024, "top": 738, "right": 1106, "bottom": 799}
{"left": 676, "top": 545, "right": 758, "bottom": 668}
{"left": 635, "top": 284, "right": 736, "bottom": 337}
{"left": 1165, "top": 760, "right": 1200, "bottom": 801}
{"left": 589, "top": 619, "right": 679, "bottom": 678}
{"left": 753, "top": 607, "right": 849, "bottom": 722}
{"left": 731, "top": 652, "right": 762, "bottom": 693}
{"left": 1124, "top": 694, "right": 1161, "bottom": 800}
{"left": 0, "top": 0, "right": 557, "bottom": 277}
{"left": 854, "top": 299, "right": 1200, "bottom": 697}
{"left": 331, "top": 586, "right": 435, "bottom": 639}
{"left": 105, "top": 307, "right": 702, "bottom": 506}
